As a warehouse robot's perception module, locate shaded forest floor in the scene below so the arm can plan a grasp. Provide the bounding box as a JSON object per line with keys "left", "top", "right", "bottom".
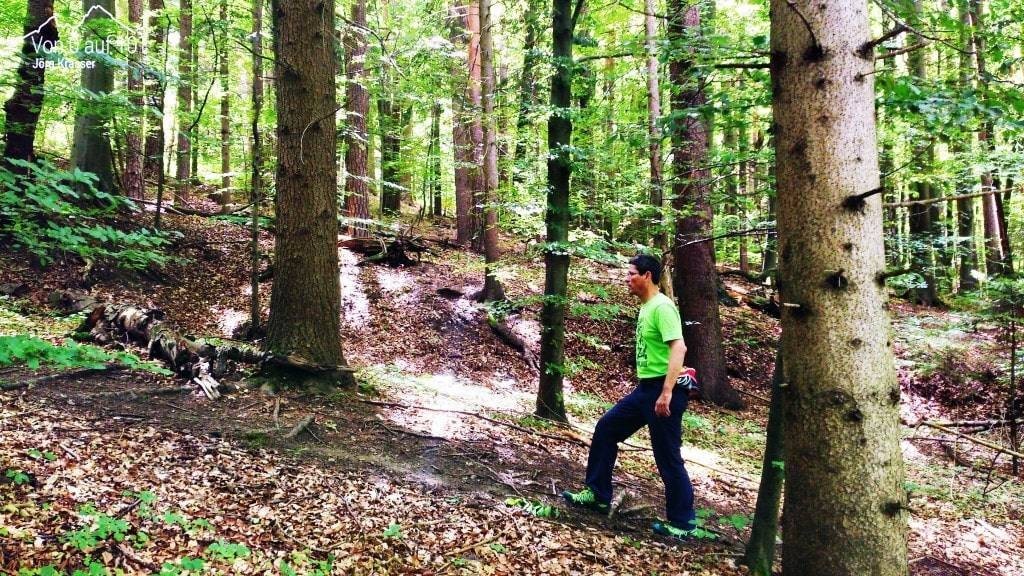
{"left": 1, "top": 210, "right": 1022, "bottom": 575}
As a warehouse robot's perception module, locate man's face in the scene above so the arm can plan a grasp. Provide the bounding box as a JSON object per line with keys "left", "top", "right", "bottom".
{"left": 627, "top": 265, "right": 650, "bottom": 297}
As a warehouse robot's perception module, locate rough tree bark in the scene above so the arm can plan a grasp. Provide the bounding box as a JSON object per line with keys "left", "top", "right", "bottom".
{"left": 175, "top": 0, "right": 193, "bottom": 202}
{"left": 2, "top": 0, "right": 57, "bottom": 175}
{"left": 144, "top": 0, "right": 166, "bottom": 188}
{"left": 71, "top": 0, "right": 118, "bottom": 194}
{"left": 536, "top": 0, "right": 575, "bottom": 423}
{"left": 249, "top": 0, "right": 264, "bottom": 333}
{"left": 667, "top": 1, "right": 743, "bottom": 409}
{"left": 267, "top": 0, "right": 352, "bottom": 382}
{"left": 477, "top": 0, "right": 506, "bottom": 303}
{"left": 124, "top": 0, "right": 145, "bottom": 200}
{"left": 771, "top": 1, "right": 908, "bottom": 573}
{"left": 343, "top": 0, "right": 370, "bottom": 236}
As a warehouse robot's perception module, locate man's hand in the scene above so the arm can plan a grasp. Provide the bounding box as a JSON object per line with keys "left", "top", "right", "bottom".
{"left": 655, "top": 390, "right": 673, "bottom": 417}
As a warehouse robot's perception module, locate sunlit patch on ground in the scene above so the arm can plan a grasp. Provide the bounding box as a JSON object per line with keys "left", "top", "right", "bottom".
{"left": 212, "top": 306, "right": 247, "bottom": 337}
{"left": 375, "top": 267, "right": 419, "bottom": 306}
{"left": 338, "top": 248, "right": 370, "bottom": 328}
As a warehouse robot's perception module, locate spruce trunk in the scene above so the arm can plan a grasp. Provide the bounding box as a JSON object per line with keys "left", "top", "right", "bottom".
{"left": 770, "top": 1, "right": 908, "bottom": 573}
{"left": 267, "top": 0, "right": 351, "bottom": 381}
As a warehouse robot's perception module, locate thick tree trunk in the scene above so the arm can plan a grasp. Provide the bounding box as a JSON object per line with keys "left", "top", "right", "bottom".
{"left": 267, "top": 0, "right": 351, "bottom": 382}
{"left": 123, "top": 0, "right": 145, "bottom": 200}
{"left": 344, "top": 0, "right": 370, "bottom": 236}
{"left": 667, "top": 1, "right": 743, "bottom": 410}
{"left": 478, "top": 0, "right": 506, "bottom": 302}
{"left": 771, "top": 1, "right": 908, "bottom": 573}
{"left": 645, "top": 0, "right": 664, "bottom": 251}
{"left": 536, "top": 0, "right": 574, "bottom": 423}
{"left": 218, "top": 0, "right": 231, "bottom": 210}
{"left": 2, "top": 0, "right": 56, "bottom": 175}
{"left": 175, "top": 0, "right": 193, "bottom": 202}
{"left": 71, "top": 0, "right": 118, "bottom": 194}
{"left": 249, "top": 0, "right": 264, "bottom": 333}
{"left": 743, "top": 350, "right": 784, "bottom": 576}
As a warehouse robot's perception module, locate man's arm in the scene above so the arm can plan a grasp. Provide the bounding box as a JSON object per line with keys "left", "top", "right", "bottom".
{"left": 654, "top": 339, "right": 687, "bottom": 417}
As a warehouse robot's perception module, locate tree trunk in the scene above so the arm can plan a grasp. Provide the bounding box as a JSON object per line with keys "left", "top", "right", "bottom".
{"left": 267, "top": 0, "right": 351, "bottom": 382}
{"left": 71, "top": 0, "right": 118, "bottom": 194}
{"left": 2, "top": 0, "right": 56, "bottom": 175}
{"left": 667, "top": 1, "right": 743, "bottom": 410}
{"left": 449, "top": 2, "right": 476, "bottom": 244}
{"left": 144, "top": 0, "right": 166, "bottom": 189}
{"left": 478, "top": 0, "right": 506, "bottom": 302}
{"left": 431, "top": 102, "right": 443, "bottom": 217}
{"left": 644, "top": 0, "right": 664, "bottom": 252}
{"left": 743, "top": 350, "right": 784, "bottom": 576}
{"left": 377, "top": 97, "right": 402, "bottom": 215}
{"left": 218, "top": 0, "right": 232, "bottom": 211}
{"left": 905, "top": 0, "right": 938, "bottom": 305}
{"left": 536, "top": 0, "right": 574, "bottom": 423}
{"left": 771, "top": 1, "right": 908, "bottom": 573}
{"left": 249, "top": 0, "right": 264, "bottom": 333}
{"left": 955, "top": 0, "right": 977, "bottom": 291}
{"left": 467, "top": 0, "right": 485, "bottom": 252}
{"left": 344, "top": 0, "right": 370, "bottom": 236}
{"left": 512, "top": 0, "right": 542, "bottom": 185}
{"left": 969, "top": 0, "right": 1005, "bottom": 278}
{"left": 123, "top": 0, "right": 145, "bottom": 200}
{"left": 175, "top": 0, "right": 193, "bottom": 202}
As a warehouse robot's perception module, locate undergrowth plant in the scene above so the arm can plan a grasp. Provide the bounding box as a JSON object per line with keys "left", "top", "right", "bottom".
{"left": 0, "top": 335, "right": 170, "bottom": 374}
{"left": 0, "top": 159, "right": 175, "bottom": 270}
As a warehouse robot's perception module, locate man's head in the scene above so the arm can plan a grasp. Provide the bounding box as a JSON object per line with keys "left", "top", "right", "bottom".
{"left": 627, "top": 254, "right": 662, "bottom": 298}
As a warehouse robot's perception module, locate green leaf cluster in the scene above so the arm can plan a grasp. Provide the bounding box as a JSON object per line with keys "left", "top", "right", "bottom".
{"left": 0, "top": 159, "right": 174, "bottom": 270}
{"left": 0, "top": 335, "right": 170, "bottom": 374}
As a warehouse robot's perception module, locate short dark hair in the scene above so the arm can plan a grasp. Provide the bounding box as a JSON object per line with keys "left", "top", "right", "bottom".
{"left": 630, "top": 254, "right": 662, "bottom": 284}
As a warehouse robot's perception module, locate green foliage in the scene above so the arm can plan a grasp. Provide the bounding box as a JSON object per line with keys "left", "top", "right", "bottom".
{"left": 382, "top": 522, "right": 403, "bottom": 539}
{"left": 26, "top": 448, "right": 57, "bottom": 462}
{"left": 205, "top": 541, "right": 251, "bottom": 562}
{"left": 5, "top": 469, "right": 31, "bottom": 485}
{"left": 63, "top": 505, "right": 131, "bottom": 552}
{"left": 505, "top": 497, "right": 560, "bottom": 518}
{"left": 0, "top": 160, "right": 174, "bottom": 270}
{"left": 0, "top": 335, "right": 170, "bottom": 374}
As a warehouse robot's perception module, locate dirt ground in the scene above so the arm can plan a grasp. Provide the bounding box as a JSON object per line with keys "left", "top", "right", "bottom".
{"left": 2, "top": 211, "right": 1022, "bottom": 575}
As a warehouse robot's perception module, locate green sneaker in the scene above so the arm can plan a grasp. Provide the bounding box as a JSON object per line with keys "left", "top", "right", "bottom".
{"left": 652, "top": 521, "right": 701, "bottom": 541}
{"left": 561, "top": 487, "right": 609, "bottom": 514}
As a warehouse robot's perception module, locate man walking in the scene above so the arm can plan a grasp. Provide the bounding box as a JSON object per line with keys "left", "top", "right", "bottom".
{"left": 562, "top": 254, "right": 699, "bottom": 539}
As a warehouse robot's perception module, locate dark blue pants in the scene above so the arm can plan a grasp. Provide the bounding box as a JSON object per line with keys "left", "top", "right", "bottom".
{"left": 584, "top": 377, "right": 696, "bottom": 529}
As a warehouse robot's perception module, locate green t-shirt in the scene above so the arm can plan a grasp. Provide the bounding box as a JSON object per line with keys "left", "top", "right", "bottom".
{"left": 635, "top": 292, "right": 684, "bottom": 378}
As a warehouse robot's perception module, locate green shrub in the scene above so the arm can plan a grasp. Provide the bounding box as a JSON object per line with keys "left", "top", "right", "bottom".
{"left": 0, "top": 334, "right": 170, "bottom": 374}
{"left": 0, "top": 159, "right": 174, "bottom": 270}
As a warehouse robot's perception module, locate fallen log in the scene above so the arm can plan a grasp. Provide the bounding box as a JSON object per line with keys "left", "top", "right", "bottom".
{"left": 80, "top": 304, "right": 351, "bottom": 384}
{"left": 920, "top": 421, "right": 1024, "bottom": 460}
{"left": 339, "top": 236, "right": 427, "bottom": 266}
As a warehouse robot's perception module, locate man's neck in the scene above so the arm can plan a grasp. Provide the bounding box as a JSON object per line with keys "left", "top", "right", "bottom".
{"left": 639, "top": 285, "right": 660, "bottom": 304}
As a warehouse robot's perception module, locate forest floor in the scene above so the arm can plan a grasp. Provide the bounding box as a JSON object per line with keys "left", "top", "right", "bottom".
{"left": 1, "top": 209, "right": 1022, "bottom": 575}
